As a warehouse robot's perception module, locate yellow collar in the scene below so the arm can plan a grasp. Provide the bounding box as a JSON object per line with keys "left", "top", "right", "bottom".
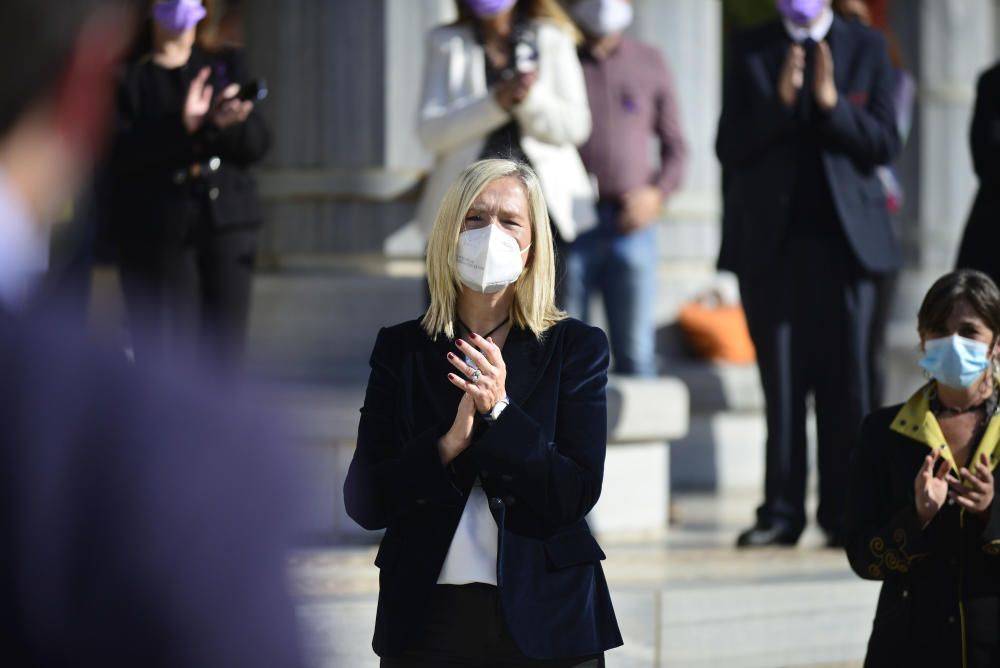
{"left": 890, "top": 382, "right": 1000, "bottom": 478}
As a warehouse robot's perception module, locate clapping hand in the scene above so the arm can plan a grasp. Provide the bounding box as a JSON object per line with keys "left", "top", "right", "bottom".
{"left": 447, "top": 333, "right": 508, "bottom": 414}
{"left": 183, "top": 66, "right": 213, "bottom": 134}
{"left": 915, "top": 449, "right": 951, "bottom": 528}
{"left": 778, "top": 44, "right": 805, "bottom": 108}
{"left": 813, "top": 41, "right": 838, "bottom": 111}
{"left": 948, "top": 452, "right": 995, "bottom": 518}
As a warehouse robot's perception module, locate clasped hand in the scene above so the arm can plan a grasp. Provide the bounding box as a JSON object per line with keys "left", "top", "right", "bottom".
{"left": 438, "top": 333, "right": 508, "bottom": 465}
{"left": 778, "top": 41, "right": 838, "bottom": 111}
{"left": 915, "top": 450, "right": 994, "bottom": 527}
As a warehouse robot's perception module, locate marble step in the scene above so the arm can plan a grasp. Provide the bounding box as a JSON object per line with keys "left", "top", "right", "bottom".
{"left": 294, "top": 574, "right": 876, "bottom": 668}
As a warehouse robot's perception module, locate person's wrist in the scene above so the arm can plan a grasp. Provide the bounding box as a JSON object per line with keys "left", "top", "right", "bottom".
{"left": 438, "top": 432, "right": 463, "bottom": 463}
{"left": 916, "top": 499, "right": 934, "bottom": 528}
{"left": 480, "top": 395, "right": 509, "bottom": 422}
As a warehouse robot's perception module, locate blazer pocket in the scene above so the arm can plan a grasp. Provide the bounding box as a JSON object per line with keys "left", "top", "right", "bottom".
{"left": 544, "top": 530, "right": 606, "bottom": 570}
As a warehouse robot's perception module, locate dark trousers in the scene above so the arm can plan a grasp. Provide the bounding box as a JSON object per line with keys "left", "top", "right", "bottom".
{"left": 380, "top": 584, "right": 603, "bottom": 668}
{"left": 740, "top": 233, "right": 876, "bottom": 536}
{"left": 119, "top": 225, "right": 258, "bottom": 368}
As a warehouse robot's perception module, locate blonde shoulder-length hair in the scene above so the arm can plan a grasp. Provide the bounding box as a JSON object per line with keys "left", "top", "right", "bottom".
{"left": 421, "top": 159, "right": 565, "bottom": 341}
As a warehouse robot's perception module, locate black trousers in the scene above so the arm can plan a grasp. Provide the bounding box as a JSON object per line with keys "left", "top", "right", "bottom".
{"left": 380, "top": 584, "right": 604, "bottom": 668}
{"left": 740, "top": 233, "right": 876, "bottom": 536}
{"left": 119, "top": 225, "right": 258, "bottom": 368}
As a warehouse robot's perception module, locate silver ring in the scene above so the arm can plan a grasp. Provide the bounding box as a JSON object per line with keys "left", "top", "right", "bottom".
{"left": 471, "top": 369, "right": 481, "bottom": 383}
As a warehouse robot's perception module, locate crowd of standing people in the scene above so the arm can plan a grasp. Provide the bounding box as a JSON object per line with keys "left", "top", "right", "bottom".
{"left": 5, "top": 0, "right": 1000, "bottom": 666}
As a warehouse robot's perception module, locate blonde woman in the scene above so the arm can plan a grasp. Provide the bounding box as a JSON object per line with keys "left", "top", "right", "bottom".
{"left": 415, "top": 0, "right": 597, "bottom": 255}
{"left": 345, "top": 159, "right": 622, "bottom": 666}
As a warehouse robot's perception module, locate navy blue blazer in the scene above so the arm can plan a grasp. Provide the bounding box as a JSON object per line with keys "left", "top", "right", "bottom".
{"left": 344, "top": 317, "right": 623, "bottom": 660}
{"left": 716, "top": 17, "right": 902, "bottom": 277}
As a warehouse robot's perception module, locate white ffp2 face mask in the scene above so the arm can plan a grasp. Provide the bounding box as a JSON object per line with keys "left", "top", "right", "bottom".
{"left": 456, "top": 225, "right": 530, "bottom": 294}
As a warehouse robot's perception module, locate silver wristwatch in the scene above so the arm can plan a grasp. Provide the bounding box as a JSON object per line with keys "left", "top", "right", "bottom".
{"left": 482, "top": 395, "right": 510, "bottom": 423}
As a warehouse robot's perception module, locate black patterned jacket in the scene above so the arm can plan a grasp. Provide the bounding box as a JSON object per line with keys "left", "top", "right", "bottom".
{"left": 846, "top": 383, "right": 1000, "bottom": 667}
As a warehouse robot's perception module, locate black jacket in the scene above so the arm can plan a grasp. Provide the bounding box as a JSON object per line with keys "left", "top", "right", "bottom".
{"left": 957, "top": 62, "right": 1000, "bottom": 286}
{"left": 845, "top": 390, "right": 1000, "bottom": 667}
{"left": 111, "top": 46, "right": 269, "bottom": 247}
{"left": 343, "top": 317, "right": 623, "bottom": 660}
{"left": 716, "top": 17, "right": 901, "bottom": 277}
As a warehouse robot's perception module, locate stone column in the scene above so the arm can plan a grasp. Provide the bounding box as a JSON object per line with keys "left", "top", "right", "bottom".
{"left": 242, "top": 0, "right": 454, "bottom": 260}
{"left": 915, "top": 0, "right": 995, "bottom": 273}
{"left": 631, "top": 0, "right": 723, "bottom": 264}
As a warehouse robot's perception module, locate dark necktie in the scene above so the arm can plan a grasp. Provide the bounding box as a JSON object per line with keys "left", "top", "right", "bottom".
{"left": 799, "top": 38, "right": 817, "bottom": 122}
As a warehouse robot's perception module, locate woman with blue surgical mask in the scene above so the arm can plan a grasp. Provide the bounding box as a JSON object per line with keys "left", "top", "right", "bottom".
{"left": 845, "top": 269, "right": 1000, "bottom": 667}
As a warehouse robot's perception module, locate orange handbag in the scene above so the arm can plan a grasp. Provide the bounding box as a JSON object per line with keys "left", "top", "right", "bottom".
{"left": 677, "top": 297, "right": 756, "bottom": 364}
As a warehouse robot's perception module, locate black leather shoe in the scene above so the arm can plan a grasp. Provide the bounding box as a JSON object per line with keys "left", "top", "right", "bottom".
{"left": 735, "top": 522, "right": 800, "bottom": 548}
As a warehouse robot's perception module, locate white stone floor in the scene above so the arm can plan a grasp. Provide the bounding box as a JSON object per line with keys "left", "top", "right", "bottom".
{"left": 292, "top": 491, "right": 880, "bottom": 668}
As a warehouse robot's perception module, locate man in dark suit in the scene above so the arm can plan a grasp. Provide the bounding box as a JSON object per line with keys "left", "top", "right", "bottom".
{"left": 716, "top": 0, "right": 901, "bottom": 548}
{"left": 957, "top": 61, "right": 1000, "bottom": 286}
{"left": 0, "top": 1, "right": 304, "bottom": 665}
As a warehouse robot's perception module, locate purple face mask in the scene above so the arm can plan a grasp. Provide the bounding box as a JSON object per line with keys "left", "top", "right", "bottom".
{"left": 776, "top": 0, "right": 826, "bottom": 26}
{"left": 153, "top": 0, "right": 207, "bottom": 34}
{"left": 465, "top": 0, "right": 517, "bottom": 19}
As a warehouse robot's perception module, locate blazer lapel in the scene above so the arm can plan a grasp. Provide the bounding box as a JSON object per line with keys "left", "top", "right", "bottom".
{"left": 826, "top": 16, "right": 851, "bottom": 93}
{"left": 415, "top": 330, "right": 465, "bottom": 426}
{"left": 761, "top": 24, "right": 789, "bottom": 93}
{"left": 502, "top": 325, "right": 550, "bottom": 406}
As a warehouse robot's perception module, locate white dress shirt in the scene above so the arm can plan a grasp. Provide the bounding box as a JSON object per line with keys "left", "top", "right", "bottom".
{"left": 0, "top": 169, "right": 48, "bottom": 308}
{"left": 436, "top": 477, "right": 499, "bottom": 586}
{"left": 782, "top": 7, "right": 834, "bottom": 43}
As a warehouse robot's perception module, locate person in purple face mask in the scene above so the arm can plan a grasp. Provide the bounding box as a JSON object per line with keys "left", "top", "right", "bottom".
{"left": 110, "top": 0, "right": 270, "bottom": 369}
{"left": 845, "top": 269, "right": 1000, "bottom": 668}
{"left": 414, "top": 0, "right": 597, "bottom": 311}
{"left": 716, "top": 0, "right": 901, "bottom": 549}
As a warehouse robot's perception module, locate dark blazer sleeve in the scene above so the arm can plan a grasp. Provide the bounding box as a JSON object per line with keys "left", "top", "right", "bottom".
{"left": 970, "top": 67, "right": 1000, "bottom": 182}
{"left": 467, "top": 324, "right": 609, "bottom": 528}
{"left": 715, "top": 32, "right": 795, "bottom": 171}
{"left": 197, "top": 49, "right": 271, "bottom": 166}
{"left": 344, "top": 327, "right": 463, "bottom": 531}
{"left": 845, "top": 413, "right": 933, "bottom": 580}
{"left": 817, "top": 31, "right": 900, "bottom": 168}
{"left": 971, "top": 464, "right": 1000, "bottom": 556}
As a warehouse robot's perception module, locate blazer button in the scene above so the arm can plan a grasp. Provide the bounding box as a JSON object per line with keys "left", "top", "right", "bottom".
{"left": 901, "top": 589, "right": 909, "bottom": 598}
{"left": 489, "top": 497, "right": 504, "bottom": 512}
{"left": 209, "top": 187, "right": 220, "bottom": 200}
{"left": 500, "top": 474, "right": 513, "bottom": 483}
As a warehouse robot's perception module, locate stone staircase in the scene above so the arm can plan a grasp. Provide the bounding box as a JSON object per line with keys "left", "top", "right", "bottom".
{"left": 291, "top": 492, "right": 879, "bottom": 668}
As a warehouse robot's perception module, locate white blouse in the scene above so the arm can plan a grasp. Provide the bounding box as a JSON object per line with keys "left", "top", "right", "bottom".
{"left": 437, "top": 477, "right": 498, "bottom": 586}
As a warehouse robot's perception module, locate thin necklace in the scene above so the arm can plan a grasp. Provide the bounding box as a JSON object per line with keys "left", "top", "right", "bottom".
{"left": 456, "top": 316, "right": 509, "bottom": 342}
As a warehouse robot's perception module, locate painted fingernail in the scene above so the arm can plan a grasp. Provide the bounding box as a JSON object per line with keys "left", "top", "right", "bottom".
{"left": 447, "top": 352, "right": 454, "bottom": 359}
{"left": 456, "top": 340, "right": 464, "bottom": 347}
